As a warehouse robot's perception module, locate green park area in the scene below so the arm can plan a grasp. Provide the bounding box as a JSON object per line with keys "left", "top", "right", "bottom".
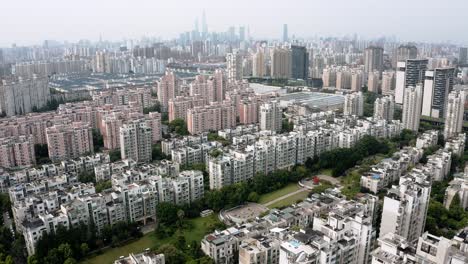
{"left": 81, "top": 214, "right": 221, "bottom": 264}
{"left": 258, "top": 183, "right": 301, "bottom": 204}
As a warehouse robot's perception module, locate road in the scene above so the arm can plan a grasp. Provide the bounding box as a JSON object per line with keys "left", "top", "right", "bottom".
{"left": 262, "top": 187, "right": 309, "bottom": 207}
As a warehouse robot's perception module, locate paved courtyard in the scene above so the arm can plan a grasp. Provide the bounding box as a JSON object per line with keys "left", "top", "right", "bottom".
{"left": 222, "top": 203, "right": 269, "bottom": 224}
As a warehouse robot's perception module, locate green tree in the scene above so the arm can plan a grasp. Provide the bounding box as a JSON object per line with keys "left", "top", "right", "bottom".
{"left": 281, "top": 119, "right": 294, "bottom": 133}
{"left": 143, "top": 102, "right": 161, "bottom": 114}
{"left": 63, "top": 258, "right": 77, "bottom": 264}
{"left": 27, "top": 255, "right": 39, "bottom": 264}
{"left": 247, "top": 192, "right": 260, "bottom": 202}
{"left": 80, "top": 243, "right": 89, "bottom": 257}
{"left": 152, "top": 143, "right": 167, "bottom": 161}
{"left": 156, "top": 203, "right": 179, "bottom": 226}
{"left": 58, "top": 243, "right": 73, "bottom": 260}
{"left": 169, "top": 118, "right": 189, "bottom": 136}
{"left": 95, "top": 180, "right": 112, "bottom": 193}
{"left": 109, "top": 149, "right": 121, "bottom": 162}
{"left": 92, "top": 129, "right": 104, "bottom": 152}
{"left": 157, "top": 244, "right": 185, "bottom": 264}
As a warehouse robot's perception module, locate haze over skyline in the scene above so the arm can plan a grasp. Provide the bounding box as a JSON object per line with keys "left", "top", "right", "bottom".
{"left": 1, "top": 0, "right": 468, "bottom": 47}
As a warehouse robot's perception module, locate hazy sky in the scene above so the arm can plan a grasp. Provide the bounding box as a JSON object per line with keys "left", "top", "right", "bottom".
{"left": 1, "top": 0, "right": 468, "bottom": 47}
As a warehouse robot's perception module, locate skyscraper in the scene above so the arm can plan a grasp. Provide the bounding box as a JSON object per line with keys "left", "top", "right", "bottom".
{"left": 291, "top": 45, "right": 309, "bottom": 80}
{"left": 395, "top": 59, "right": 428, "bottom": 104}
{"left": 421, "top": 67, "right": 455, "bottom": 118}
{"left": 252, "top": 50, "right": 266, "bottom": 77}
{"left": 444, "top": 90, "right": 465, "bottom": 139}
{"left": 239, "top": 26, "right": 245, "bottom": 42}
{"left": 282, "top": 24, "right": 288, "bottom": 42}
{"left": 201, "top": 10, "right": 208, "bottom": 39}
{"left": 402, "top": 85, "right": 423, "bottom": 132}
{"left": 395, "top": 45, "right": 417, "bottom": 66}
{"left": 459, "top": 47, "right": 467, "bottom": 65}
{"left": 270, "top": 48, "right": 291, "bottom": 79}
{"left": 157, "top": 71, "right": 178, "bottom": 111}
{"left": 364, "top": 46, "right": 384, "bottom": 73}
{"left": 226, "top": 50, "right": 242, "bottom": 83}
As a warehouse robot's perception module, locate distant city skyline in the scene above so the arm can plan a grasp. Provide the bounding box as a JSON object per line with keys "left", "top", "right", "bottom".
{"left": 1, "top": 0, "right": 468, "bottom": 47}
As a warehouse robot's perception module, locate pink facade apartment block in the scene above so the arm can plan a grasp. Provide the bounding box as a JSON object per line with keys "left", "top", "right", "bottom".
{"left": 187, "top": 102, "right": 236, "bottom": 135}
{"left": 46, "top": 122, "right": 94, "bottom": 162}
{"left": 0, "top": 135, "right": 36, "bottom": 168}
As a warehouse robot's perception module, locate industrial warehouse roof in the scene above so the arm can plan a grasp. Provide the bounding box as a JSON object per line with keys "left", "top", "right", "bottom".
{"left": 278, "top": 91, "right": 345, "bottom": 110}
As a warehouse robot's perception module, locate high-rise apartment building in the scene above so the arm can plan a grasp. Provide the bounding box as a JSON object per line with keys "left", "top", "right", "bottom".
{"left": 168, "top": 96, "right": 205, "bottom": 121}
{"left": 343, "top": 92, "right": 364, "bottom": 116}
{"left": 379, "top": 174, "right": 431, "bottom": 245}
{"left": 120, "top": 120, "right": 153, "bottom": 163}
{"left": 259, "top": 101, "right": 282, "bottom": 132}
{"left": 252, "top": 50, "right": 266, "bottom": 78}
{"left": 422, "top": 67, "right": 455, "bottom": 118}
{"left": 351, "top": 71, "right": 363, "bottom": 91}
{"left": 0, "top": 75, "right": 50, "bottom": 116}
{"left": 282, "top": 24, "right": 288, "bottom": 42}
{"left": 367, "top": 71, "right": 380, "bottom": 93}
{"left": 207, "top": 70, "right": 227, "bottom": 103}
{"left": 270, "top": 48, "right": 291, "bottom": 79}
{"left": 46, "top": 122, "right": 94, "bottom": 162}
{"left": 336, "top": 71, "right": 352, "bottom": 90}
{"left": 291, "top": 45, "right": 309, "bottom": 80}
{"left": 226, "top": 50, "right": 242, "bottom": 83}
{"left": 459, "top": 47, "right": 467, "bottom": 65}
{"left": 395, "top": 59, "right": 428, "bottom": 104}
{"left": 322, "top": 68, "right": 336, "bottom": 88}
{"left": 186, "top": 102, "right": 236, "bottom": 135}
{"left": 374, "top": 96, "right": 395, "bottom": 121}
{"left": 444, "top": 90, "right": 465, "bottom": 140}
{"left": 395, "top": 45, "right": 417, "bottom": 66}
{"left": 402, "top": 85, "right": 423, "bottom": 132}
{"left": 157, "top": 71, "right": 178, "bottom": 111}
{"left": 381, "top": 71, "right": 396, "bottom": 95}
{"left": 364, "top": 46, "right": 384, "bottom": 73}
{"left": 238, "top": 98, "right": 258, "bottom": 125}
{"left": 0, "top": 136, "right": 36, "bottom": 168}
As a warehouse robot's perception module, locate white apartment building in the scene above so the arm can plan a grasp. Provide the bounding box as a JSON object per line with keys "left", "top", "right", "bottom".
{"left": 374, "top": 96, "right": 395, "bottom": 121}
{"left": 444, "top": 90, "right": 465, "bottom": 140}
{"left": 343, "top": 92, "right": 363, "bottom": 116}
{"left": 120, "top": 120, "right": 153, "bottom": 163}
{"left": 379, "top": 173, "right": 431, "bottom": 245}
{"left": 259, "top": 101, "right": 282, "bottom": 132}
{"left": 402, "top": 85, "right": 423, "bottom": 132}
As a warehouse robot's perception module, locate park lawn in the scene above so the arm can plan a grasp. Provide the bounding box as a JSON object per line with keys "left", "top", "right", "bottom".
{"left": 184, "top": 214, "right": 221, "bottom": 243}
{"left": 258, "top": 183, "right": 301, "bottom": 204}
{"left": 81, "top": 214, "right": 221, "bottom": 264}
{"left": 340, "top": 169, "right": 362, "bottom": 199}
{"left": 267, "top": 191, "right": 309, "bottom": 209}
{"left": 81, "top": 234, "right": 157, "bottom": 264}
